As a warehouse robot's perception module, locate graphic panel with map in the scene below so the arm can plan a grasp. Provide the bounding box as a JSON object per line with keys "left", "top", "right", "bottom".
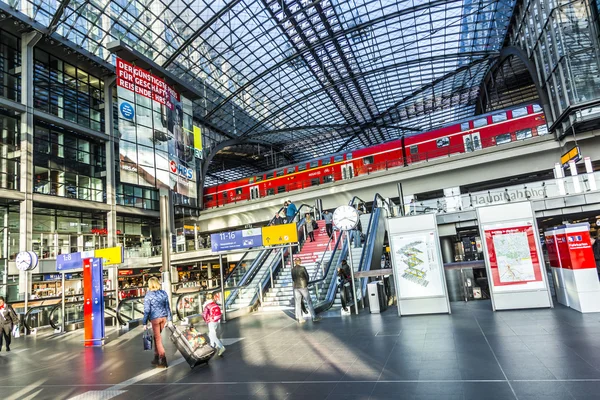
{"left": 391, "top": 231, "right": 444, "bottom": 299}
{"left": 484, "top": 223, "right": 544, "bottom": 290}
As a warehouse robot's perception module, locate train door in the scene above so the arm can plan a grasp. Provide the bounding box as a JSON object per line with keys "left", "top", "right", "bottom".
{"left": 249, "top": 186, "right": 260, "bottom": 200}
{"left": 463, "top": 132, "right": 482, "bottom": 152}
{"left": 341, "top": 163, "right": 354, "bottom": 180}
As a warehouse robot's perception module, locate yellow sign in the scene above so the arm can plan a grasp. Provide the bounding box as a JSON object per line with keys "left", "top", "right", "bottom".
{"left": 193, "top": 125, "right": 202, "bottom": 151}
{"left": 95, "top": 246, "right": 124, "bottom": 265}
{"left": 262, "top": 223, "right": 298, "bottom": 246}
{"left": 560, "top": 146, "right": 580, "bottom": 166}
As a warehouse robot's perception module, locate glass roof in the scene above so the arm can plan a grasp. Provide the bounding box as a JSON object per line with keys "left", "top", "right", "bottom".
{"left": 10, "top": 0, "right": 517, "bottom": 173}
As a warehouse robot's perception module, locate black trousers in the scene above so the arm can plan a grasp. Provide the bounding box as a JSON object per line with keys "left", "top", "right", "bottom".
{"left": 0, "top": 324, "right": 12, "bottom": 349}
{"left": 326, "top": 223, "right": 333, "bottom": 237}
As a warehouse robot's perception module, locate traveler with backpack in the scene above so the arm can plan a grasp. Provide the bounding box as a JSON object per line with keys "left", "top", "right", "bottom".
{"left": 203, "top": 292, "right": 225, "bottom": 357}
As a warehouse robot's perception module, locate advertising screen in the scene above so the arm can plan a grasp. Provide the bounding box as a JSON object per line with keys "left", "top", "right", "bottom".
{"left": 390, "top": 230, "right": 444, "bottom": 299}
{"left": 483, "top": 221, "right": 545, "bottom": 292}
{"left": 115, "top": 58, "right": 199, "bottom": 205}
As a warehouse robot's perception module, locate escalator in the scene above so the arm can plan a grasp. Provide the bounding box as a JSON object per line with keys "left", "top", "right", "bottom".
{"left": 49, "top": 296, "right": 118, "bottom": 332}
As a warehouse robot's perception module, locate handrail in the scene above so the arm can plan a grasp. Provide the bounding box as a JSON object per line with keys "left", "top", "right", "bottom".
{"left": 175, "top": 286, "right": 221, "bottom": 321}
{"left": 308, "top": 229, "right": 345, "bottom": 285}
{"left": 22, "top": 304, "right": 57, "bottom": 332}
{"left": 47, "top": 296, "right": 116, "bottom": 330}
{"left": 116, "top": 296, "right": 146, "bottom": 325}
{"left": 310, "top": 231, "right": 337, "bottom": 281}
{"left": 348, "top": 196, "right": 366, "bottom": 208}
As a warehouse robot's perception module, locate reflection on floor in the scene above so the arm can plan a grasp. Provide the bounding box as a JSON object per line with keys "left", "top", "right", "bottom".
{"left": 3, "top": 301, "right": 600, "bottom": 399}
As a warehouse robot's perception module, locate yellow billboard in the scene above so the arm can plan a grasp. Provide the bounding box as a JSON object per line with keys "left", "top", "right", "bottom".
{"left": 262, "top": 223, "right": 298, "bottom": 246}
{"left": 95, "top": 246, "right": 124, "bottom": 265}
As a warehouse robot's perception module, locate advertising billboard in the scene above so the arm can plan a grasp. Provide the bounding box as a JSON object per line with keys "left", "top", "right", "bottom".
{"left": 116, "top": 57, "right": 199, "bottom": 205}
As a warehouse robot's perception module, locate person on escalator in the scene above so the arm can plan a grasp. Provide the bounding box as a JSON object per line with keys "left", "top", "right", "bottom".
{"left": 337, "top": 260, "right": 353, "bottom": 311}
{"left": 323, "top": 210, "right": 333, "bottom": 238}
{"left": 292, "top": 258, "right": 321, "bottom": 323}
{"left": 305, "top": 213, "right": 316, "bottom": 242}
{"left": 273, "top": 213, "right": 285, "bottom": 225}
{"left": 0, "top": 296, "right": 18, "bottom": 352}
{"left": 142, "top": 277, "right": 173, "bottom": 368}
{"left": 286, "top": 199, "right": 297, "bottom": 223}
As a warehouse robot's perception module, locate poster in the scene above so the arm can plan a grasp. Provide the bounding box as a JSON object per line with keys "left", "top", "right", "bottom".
{"left": 483, "top": 222, "right": 545, "bottom": 292}
{"left": 391, "top": 231, "right": 444, "bottom": 299}
{"left": 116, "top": 58, "right": 199, "bottom": 205}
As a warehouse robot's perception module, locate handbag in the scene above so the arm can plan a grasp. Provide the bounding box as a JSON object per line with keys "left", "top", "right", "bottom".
{"left": 311, "top": 220, "right": 318, "bottom": 230}
{"left": 142, "top": 328, "right": 153, "bottom": 351}
{"left": 12, "top": 324, "right": 20, "bottom": 338}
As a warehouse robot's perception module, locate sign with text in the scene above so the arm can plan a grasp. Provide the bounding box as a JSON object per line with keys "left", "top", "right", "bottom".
{"left": 261, "top": 223, "right": 298, "bottom": 246}
{"left": 83, "top": 258, "right": 105, "bottom": 347}
{"left": 95, "top": 246, "right": 124, "bottom": 266}
{"left": 211, "top": 228, "right": 262, "bottom": 252}
{"left": 56, "top": 252, "right": 83, "bottom": 271}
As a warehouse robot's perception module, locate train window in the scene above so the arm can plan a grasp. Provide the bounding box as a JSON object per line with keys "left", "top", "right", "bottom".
{"left": 276, "top": 169, "right": 284, "bottom": 176}
{"left": 512, "top": 107, "right": 527, "bottom": 118}
{"left": 492, "top": 113, "right": 507, "bottom": 123}
{"left": 249, "top": 177, "right": 254, "bottom": 184}
{"left": 223, "top": 192, "right": 228, "bottom": 198}
{"left": 285, "top": 167, "right": 294, "bottom": 174}
{"left": 236, "top": 188, "right": 243, "bottom": 195}
{"left": 255, "top": 176, "right": 263, "bottom": 182}
{"left": 473, "top": 117, "right": 487, "bottom": 128}
{"left": 267, "top": 171, "right": 276, "bottom": 179}
{"left": 309, "top": 161, "right": 318, "bottom": 168}
{"left": 537, "top": 124, "right": 549, "bottom": 136}
{"left": 363, "top": 156, "right": 374, "bottom": 165}
{"left": 277, "top": 186, "right": 286, "bottom": 194}
{"left": 334, "top": 155, "right": 344, "bottom": 162}
{"left": 410, "top": 145, "right": 418, "bottom": 154}
{"left": 516, "top": 128, "right": 532, "bottom": 140}
{"left": 266, "top": 188, "right": 275, "bottom": 196}
{"left": 496, "top": 133, "right": 512, "bottom": 145}
{"left": 346, "top": 153, "right": 353, "bottom": 160}
{"left": 461, "top": 122, "right": 470, "bottom": 131}
{"left": 206, "top": 195, "right": 213, "bottom": 201}
{"left": 311, "top": 178, "right": 320, "bottom": 186}
{"left": 436, "top": 137, "right": 450, "bottom": 148}
{"left": 322, "top": 158, "right": 330, "bottom": 166}
{"left": 533, "top": 104, "right": 542, "bottom": 112}
{"left": 323, "top": 175, "right": 333, "bottom": 183}
{"left": 298, "top": 164, "right": 307, "bottom": 171}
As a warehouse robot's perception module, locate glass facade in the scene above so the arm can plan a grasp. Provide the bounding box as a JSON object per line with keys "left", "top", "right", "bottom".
{"left": 509, "top": 0, "right": 600, "bottom": 130}
{"left": 33, "top": 48, "right": 105, "bottom": 132}
{"left": 33, "top": 122, "right": 105, "bottom": 202}
{"left": 0, "top": 110, "right": 20, "bottom": 190}
{"left": 0, "top": 30, "right": 19, "bottom": 102}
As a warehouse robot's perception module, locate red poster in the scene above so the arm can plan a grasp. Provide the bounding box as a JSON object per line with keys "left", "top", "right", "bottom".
{"left": 555, "top": 232, "right": 572, "bottom": 270}
{"left": 565, "top": 229, "right": 595, "bottom": 270}
{"left": 545, "top": 234, "right": 560, "bottom": 268}
{"left": 484, "top": 225, "right": 543, "bottom": 287}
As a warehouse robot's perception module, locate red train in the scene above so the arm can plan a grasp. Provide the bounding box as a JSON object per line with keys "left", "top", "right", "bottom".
{"left": 204, "top": 104, "right": 547, "bottom": 208}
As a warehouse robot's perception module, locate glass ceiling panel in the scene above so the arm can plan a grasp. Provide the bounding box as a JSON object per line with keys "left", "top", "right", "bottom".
{"left": 5, "top": 0, "right": 518, "bottom": 181}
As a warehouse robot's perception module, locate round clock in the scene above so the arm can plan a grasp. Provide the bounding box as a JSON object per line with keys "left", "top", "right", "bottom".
{"left": 332, "top": 205, "right": 359, "bottom": 231}
{"left": 15, "top": 251, "right": 39, "bottom": 272}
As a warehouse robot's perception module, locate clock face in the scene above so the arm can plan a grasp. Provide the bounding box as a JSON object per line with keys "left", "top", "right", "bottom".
{"left": 16, "top": 251, "right": 32, "bottom": 271}
{"left": 332, "top": 205, "right": 359, "bottom": 231}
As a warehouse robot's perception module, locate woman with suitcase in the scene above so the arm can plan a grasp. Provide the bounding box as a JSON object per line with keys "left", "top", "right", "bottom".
{"left": 143, "top": 277, "right": 173, "bottom": 368}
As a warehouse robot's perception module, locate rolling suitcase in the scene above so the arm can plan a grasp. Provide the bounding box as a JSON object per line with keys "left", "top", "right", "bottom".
{"left": 167, "top": 324, "right": 216, "bottom": 369}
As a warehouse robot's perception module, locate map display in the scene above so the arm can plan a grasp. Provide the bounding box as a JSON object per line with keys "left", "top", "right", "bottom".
{"left": 493, "top": 231, "right": 535, "bottom": 283}
{"left": 484, "top": 223, "right": 544, "bottom": 292}
{"left": 391, "top": 231, "right": 444, "bottom": 299}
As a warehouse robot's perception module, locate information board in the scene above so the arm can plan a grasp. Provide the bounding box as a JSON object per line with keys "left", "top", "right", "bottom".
{"left": 83, "top": 258, "right": 105, "bottom": 347}
{"left": 483, "top": 222, "right": 545, "bottom": 293}
{"left": 56, "top": 252, "right": 83, "bottom": 271}
{"left": 391, "top": 230, "right": 444, "bottom": 299}
{"left": 95, "top": 246, "right": 124, "bottom": 266}
{"left": 262, "top": 223, "right": 298, "bottom": 246}
{"left": 211, "top": 228, "right": 262, "bottom": 252}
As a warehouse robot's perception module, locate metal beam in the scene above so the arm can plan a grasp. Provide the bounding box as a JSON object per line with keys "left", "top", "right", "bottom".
{"left": 203, "top": 0, "right": 463, "bottom": 121}
{"left": 162, "top": 0, "right": 243, "bottom": 69}
{"left": 47, "top": 0, "right": 72, "bottom": 34}
{"left": 243, "top": 52, "right": 494, "bottom": 138}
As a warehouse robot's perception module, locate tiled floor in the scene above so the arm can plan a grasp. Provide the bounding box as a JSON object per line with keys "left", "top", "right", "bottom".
{"left": 3, "top": 301, "right": 600, "bottom": 399}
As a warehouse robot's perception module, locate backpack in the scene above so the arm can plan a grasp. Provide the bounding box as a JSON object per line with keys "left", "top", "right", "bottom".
{"left": 203, "top": 302, "right": 222, "bottom": 323}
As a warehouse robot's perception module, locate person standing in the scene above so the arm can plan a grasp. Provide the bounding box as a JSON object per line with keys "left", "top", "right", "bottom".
{"left": 0, "top": 296, "right": 18, "bottom": 352}
{"left": 286, "top": 199, "right": 297, "bottom": 223}
{"left": 203, "top": 292, "right": 226, "bottom": 357}
{"left": 592, "top": 232, "right": 600, "bottom": 277}
{"left": 323, "top": 210, "right": 333, "bottom": 238}
{"left": 291, "top": 258, "right": 321, "bottom": 323}
{"left": 305, "top": 213, "right": 315, "bottom": 242}
{"left": 273, "top": 213, "right": 285, "bottom": 225}
{"left": 143, "top": 277, "right": 173, "bottom": 368}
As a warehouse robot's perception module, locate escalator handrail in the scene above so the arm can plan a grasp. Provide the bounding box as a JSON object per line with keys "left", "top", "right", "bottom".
{"left": 116, "top": 295, "right": 146, "bottom": 325}
{"left": 23, "top": 304, "right": 58, "bottom": 332}
{"left": 310, "top": 231, "right": 337, "bottom": 281}
{"left": 175, "top": 286, "right": 222, "bottom": 321}
{"left": 308, "top": 230, "right": 345, "bottom": 285}
{"left": 224, "top": 203, "right": 314, "bottom": 308}
{"left": 358, "top": 193, "right": 390, "bottom": 272}
{"left": 48, "top": 296, "right": 116, "bottom": 330}
{"left": 348, "top": 196, "right": 367, "bottom": 208}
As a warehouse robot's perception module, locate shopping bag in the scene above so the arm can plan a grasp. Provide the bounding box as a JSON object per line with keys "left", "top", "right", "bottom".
{"left": 12, "top": 324, "right": 20, "bottom": 338}
{"left": 142, "top": 329, "right": 153, "bottom": 351}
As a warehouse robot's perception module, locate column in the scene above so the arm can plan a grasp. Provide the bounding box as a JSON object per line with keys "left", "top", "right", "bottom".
{"left": 18, "top": 32, "right": 42, "bottom": 300}
{"left": 440, "top": 237, "right": 455, "bottom": 264}
{"left": 160, "top": 191, "right": 173, "bottom": 300}
{"left": 104, "top": 77, "right": 117, "bottom": 249}
{"left": 207, "top": 262, "right": 212, "bottom": 288}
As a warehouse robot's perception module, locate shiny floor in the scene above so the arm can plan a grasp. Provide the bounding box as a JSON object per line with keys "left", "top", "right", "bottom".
{"left": 2, "top": 301, "right": 600, "bottom": 399}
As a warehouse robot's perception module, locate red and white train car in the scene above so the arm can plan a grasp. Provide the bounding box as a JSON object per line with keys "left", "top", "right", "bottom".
{"left": 203, "top": 104, "right": 547, "bottom": 208}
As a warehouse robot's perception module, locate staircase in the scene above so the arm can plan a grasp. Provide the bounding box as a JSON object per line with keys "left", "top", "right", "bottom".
{"left": 260, "top": 221, "right": 338, "bottom": 311}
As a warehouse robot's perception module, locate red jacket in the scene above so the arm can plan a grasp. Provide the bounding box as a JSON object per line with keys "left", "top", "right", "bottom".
{"left": 203, "top": 301, "right": 222, "bottom": 323}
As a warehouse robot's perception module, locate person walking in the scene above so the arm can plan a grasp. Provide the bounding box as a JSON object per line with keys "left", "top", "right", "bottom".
{"left": 286, "top": 199, "right": 297, "bottom": 223}
{"left": 323, "top": 210, "right": 333, "bottom": 238}
{"left": 143, "top": 277, "right": 173, "bottom": 368}
{"left": 273, "top": 213, "right": 285, "bottom": 225}
{"left": 203, "top": 292, "right": 226, "bottom": 357}
{"left": 0, "top": 296, "right": 18, "bottom": 352}
{"left": 592, "top": 232, "right": 600, "bottom": 277}
{"left": 292, "top": 258, "right": 320, "bottom": 323}
{"left": 305, "top": 213, "right": 315, "bottom": 242}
